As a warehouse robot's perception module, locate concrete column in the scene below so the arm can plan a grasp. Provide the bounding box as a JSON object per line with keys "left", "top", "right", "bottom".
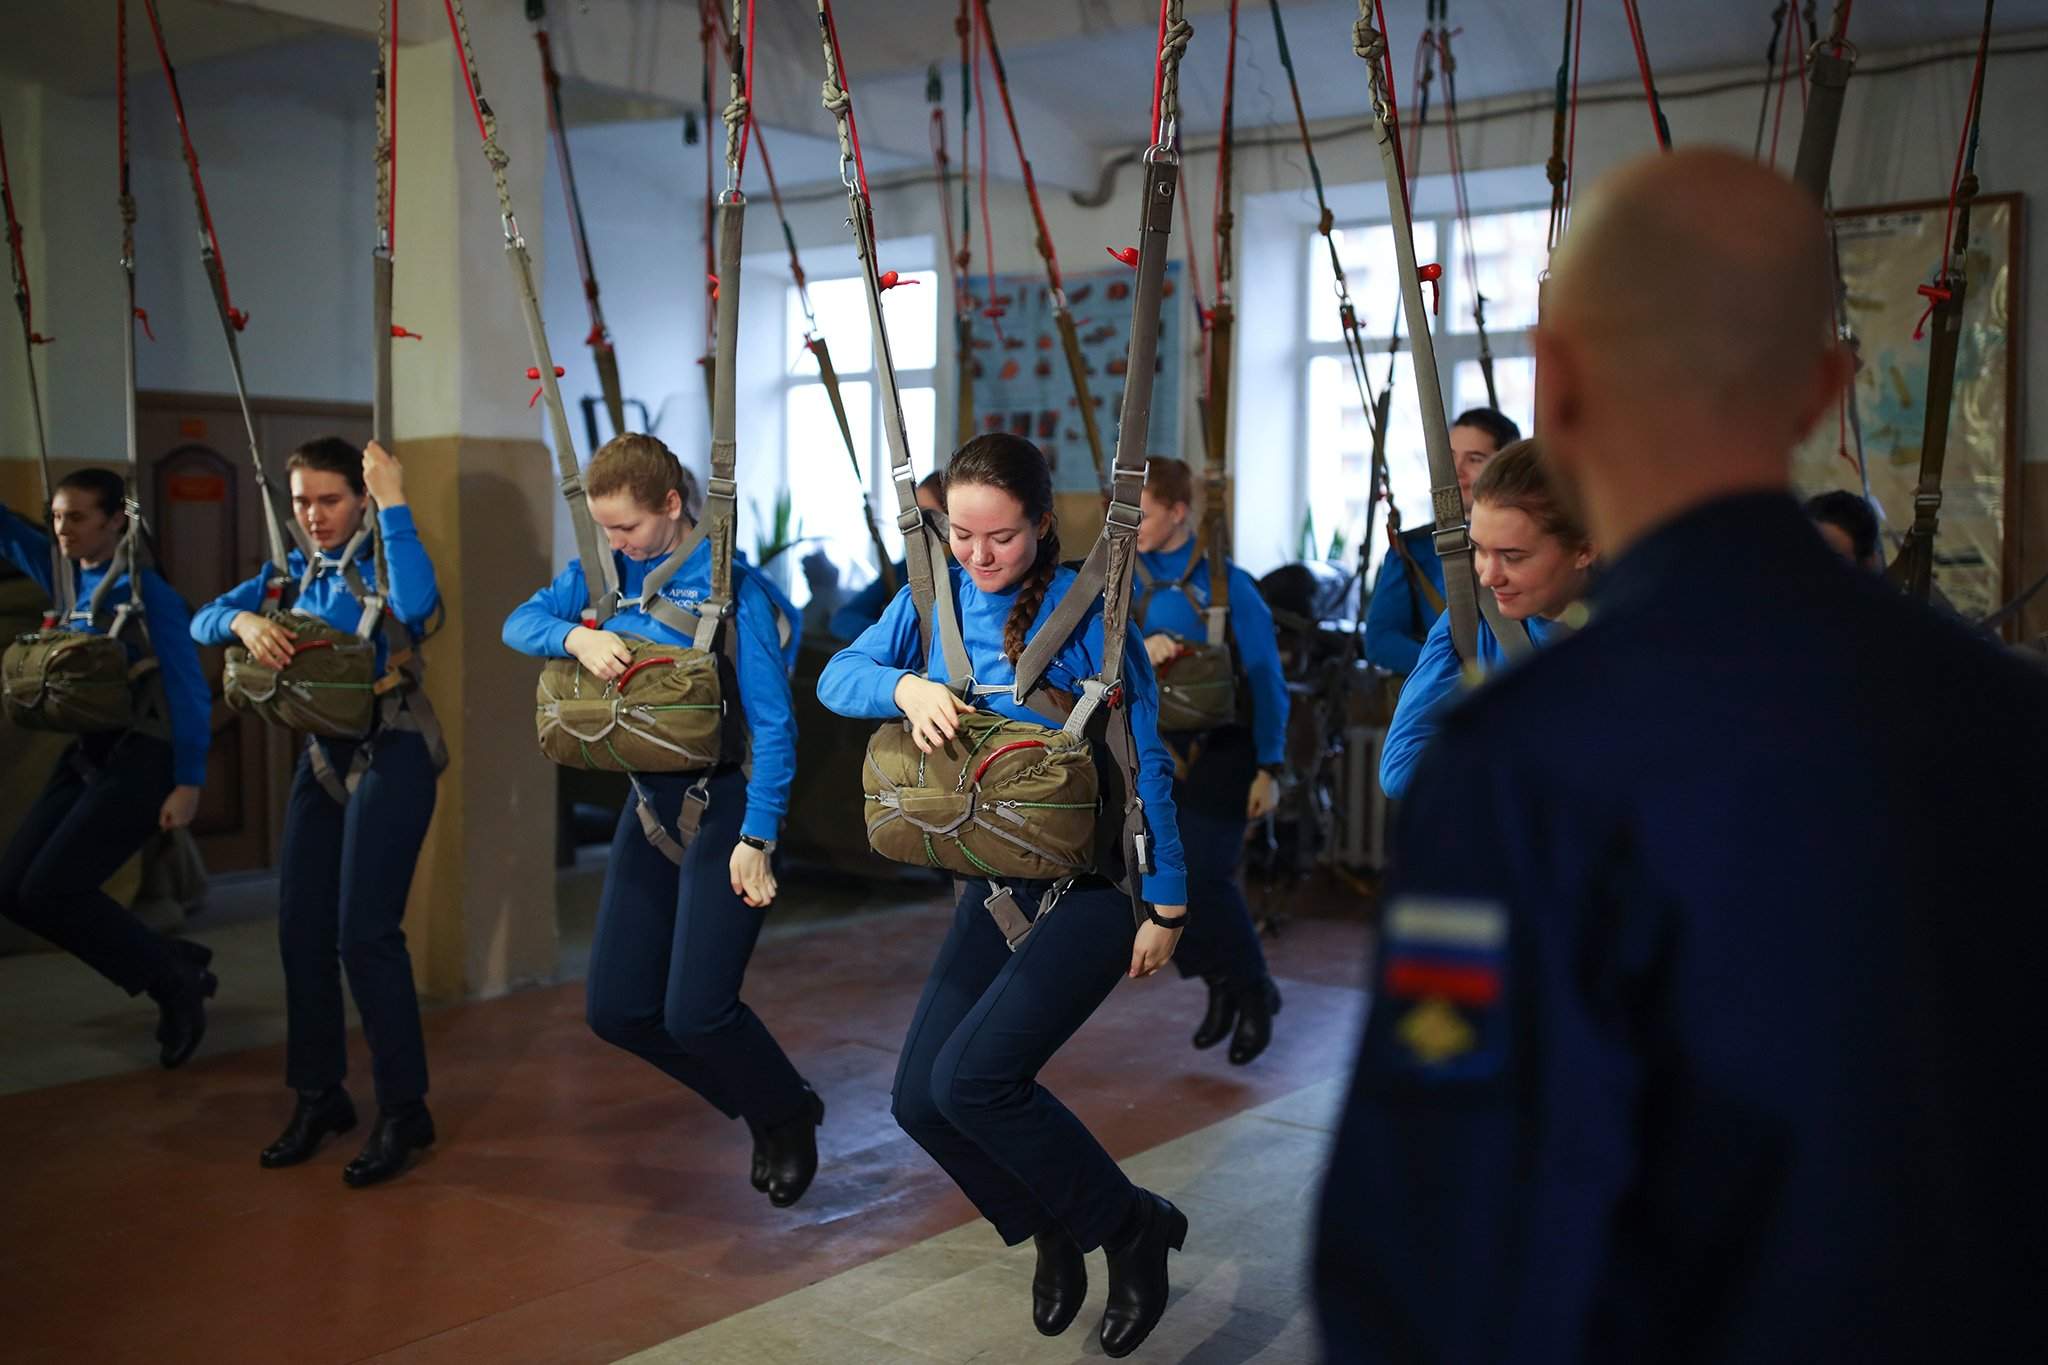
{"left": 390, "top": 24, "right": 561, "bottom": 1000}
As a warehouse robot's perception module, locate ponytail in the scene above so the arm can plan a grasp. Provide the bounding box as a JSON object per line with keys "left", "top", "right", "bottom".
{"left": 1003, "top": 521, "right": 1061, "bottom": 664}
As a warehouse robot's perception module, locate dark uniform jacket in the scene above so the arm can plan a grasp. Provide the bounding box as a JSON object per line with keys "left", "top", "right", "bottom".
{"left": 1316, "top": 493, "right": 2048, "bottom": 1364}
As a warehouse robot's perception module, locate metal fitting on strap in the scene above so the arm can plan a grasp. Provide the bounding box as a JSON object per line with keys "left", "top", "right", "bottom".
{"left": 706, "top": 477, "right": 738, "bottom": 500}
{"left": 1105, "top": 499, "right": 1142, "bottom": 531}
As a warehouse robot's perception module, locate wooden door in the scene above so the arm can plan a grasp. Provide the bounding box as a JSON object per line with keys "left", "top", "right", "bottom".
{"left": 137, "top": 393, "right": 371, "bottom": 874}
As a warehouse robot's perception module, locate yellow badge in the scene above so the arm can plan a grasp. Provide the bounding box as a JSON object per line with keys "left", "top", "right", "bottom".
{"left": 1397, "top": 995, "right": 1475, "bottom": 1066}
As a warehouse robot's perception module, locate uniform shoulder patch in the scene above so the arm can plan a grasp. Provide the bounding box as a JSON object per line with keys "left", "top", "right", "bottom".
{"left": 1378, "top": 896, "right": 1508, "bottom": 1079}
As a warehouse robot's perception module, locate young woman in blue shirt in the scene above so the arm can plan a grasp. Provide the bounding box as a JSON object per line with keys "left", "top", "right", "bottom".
{"left": 502, "top": 434, "right": 820, "bottom": 1209}
{"left": 819, "top": 433, "right": 1191, "bottom": 1359}
{"left": 1, "top": 469, "right": 215, "bottom": 1066}
{"left": 191, "top": 437, "right": 441, "bottom": 1185}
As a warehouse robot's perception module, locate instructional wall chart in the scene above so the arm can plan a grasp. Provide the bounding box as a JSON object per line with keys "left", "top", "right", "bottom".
{"left": 960, "top": 261, "right": 1184, "bottom": 495}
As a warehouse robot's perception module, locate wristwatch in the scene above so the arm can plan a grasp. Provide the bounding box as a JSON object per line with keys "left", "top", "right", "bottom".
{"left": 1258, "top": 763, "right": 1285, "bottom": 780}
{"left": 738, "top": 834, "right": 777, "bottom": 853}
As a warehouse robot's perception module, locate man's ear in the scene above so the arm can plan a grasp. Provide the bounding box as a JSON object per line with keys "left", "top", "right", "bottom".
{"left": 1533, "top": 325, "right": 1581, "bottom": 444}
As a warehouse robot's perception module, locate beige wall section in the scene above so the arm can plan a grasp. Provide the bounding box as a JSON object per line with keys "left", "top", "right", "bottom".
{"left": 398, "top": 435, "right": 558, "bottom": 1000}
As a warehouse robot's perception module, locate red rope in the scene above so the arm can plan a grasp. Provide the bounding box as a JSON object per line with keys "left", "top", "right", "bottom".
{"left": 1373, "top": 0, "right": 1412, "bottom": 214}
{"left": 536, "top": 33, "right": 598, "bottom": 312}
{"left": 118, "top": 0, "right": 130, "bottom": 207}
{"left": 1213, "top": 0, "right": 1239, "bottom": 299}
{"left": 440, "top": 0, "right": 492, "bottom": 149}
{"left": 1620, "top": 0, "right": 1671, "bottom": 151}
{"left": 1148, "top": 0, "right": 1169, "bottom": 145}
{"left": 386, "top": 0, "right": 398, "bottom": 246}
{"left": 1766, "top": 0, "right": 1797, "bottom": 168}
{"left": 142, "top": 0, "right": 248, "bottom": 329}
{"left": 969, "top": 1, "right": 999, "bottom": 324}
{"left": 0, "top": 116, "right": 49, "bottom": 344}
{"left": 819, "top": 0, "right": 872, "bottom": 213}
{"left": 1564, "top": 0, "right": 1584, "bottom": 231}
{"left": 973, "top": 0, "right": 1064, "bottom": 294}
{"left": 1178, "top": 142, "right": 1211, "bottom": 392}
{"left": 735, "top": 0, "right": 757, "bottom": 182}
{"left": 1939, "top": 23, "right": 1992, "bottom": 280}
{"left": 1833, "top": 0, "right": 1854, "bottom": 56}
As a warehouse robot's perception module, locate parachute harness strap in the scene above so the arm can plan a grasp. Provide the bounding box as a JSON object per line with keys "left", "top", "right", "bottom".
{"left": 441, "top": 0, "right": 616, "bottom": 623}
{"left": 141, "top": 0, "right": 307, "bottom": 597}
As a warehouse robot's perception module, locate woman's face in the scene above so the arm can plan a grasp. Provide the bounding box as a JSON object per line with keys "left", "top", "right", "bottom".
{"left": 290, "top": 468, "right": 368, "bottom": 553}
{"left": 1470, "top": 500, "right": 1594, "bottom": 621}
{"left": 590, "top": 487, "right": 686, "bottom": 561}
{"left": 49, "top": 489, "right": 123, "bottom": 565}
{"left": 948, "top": 480, "right": 1045, "bottom": 593}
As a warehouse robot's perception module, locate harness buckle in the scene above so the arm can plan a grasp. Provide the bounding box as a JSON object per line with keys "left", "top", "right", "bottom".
{"left": 1105, "top": 499, "right": 1142, "bottom": 531}
{"left": 705, "top": 477, "right": 738, "bottom": 501}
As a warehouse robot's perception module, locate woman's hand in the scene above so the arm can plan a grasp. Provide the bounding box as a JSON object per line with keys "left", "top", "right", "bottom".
{"left": 893, "top": 674, "right": 976, "bottom": 754}
{"left": 730, "top": 841, "right": 778, "bottom": 908}
{"left": 1247, "top": 769, "right": 1280, "bottom": 821}
{"left": 231, "top": 611, "right": 296, "bottom": 670}
{"left": 1144, "top": 632, "right": 1182, "bottom": 668}
{"left": 362, "top": 440, "right": 406, "bottom": 508}
{"left": 159, "top": 785, "right": 201, "bottom": 831}
{"left": 566, "top": 626, "right": 634, "bottom": 682}
{"left": 1130, "top": 910, "right": 1185, "bottom": 978}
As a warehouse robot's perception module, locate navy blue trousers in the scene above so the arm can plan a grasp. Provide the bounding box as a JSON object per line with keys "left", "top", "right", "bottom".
{"left": 0, "top": 732, "right": 179, "bottom": 997}
{"left": 279, "top": 729, "right": 436, "bottom": 1107}
{"left": 892, "top": 877, "right": 1140, "bottom": 1251}
{"left": 584, "top": 767, "right": 809, "bottom": 1129}
{"left": 1170, "top": 754, "right": 1272, "bottom": 995}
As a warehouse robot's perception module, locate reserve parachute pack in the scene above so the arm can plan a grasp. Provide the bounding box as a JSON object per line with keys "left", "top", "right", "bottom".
{"left": 1135, "top": 558, "right": 1240, "bottom": 734}
{"left": 827, "top": 0, "right": 1187, "bottom": 945}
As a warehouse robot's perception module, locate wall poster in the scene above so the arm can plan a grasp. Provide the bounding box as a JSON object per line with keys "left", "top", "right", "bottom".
{"left": 1792, "top": 193, "right": 2020, "bottom": 620}
{"left": 962, "top": 261, "right": 1183, "bottom": 496}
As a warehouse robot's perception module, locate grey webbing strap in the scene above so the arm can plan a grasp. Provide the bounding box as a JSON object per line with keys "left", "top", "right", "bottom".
{"left": 1357, "top": 8, "right": 1478, "bottom": 665}
{"left": 204, "top": 247, "right": 311, "bottom": 587}
{"left": 629, "top": 774, "right": 689, "bottom": 867}
{"left": 1479, "top": 590, "right": 1533, "bottom": 662}
{"left": 1012, "top": 150, "right": 1175, "bottom": 708}
{"left": 306, "top": 736, "right": 351, "bottom": 805}
{"left": 850, "top": 190, "right": 968, "bottom": 687}
{"left": 443, "top": 0, "right": 615, "bottom": 626}
{"left": 1792, "top": 8, "right": 1856, "bottom": 204}
{"left": 982, "top": 883, "right": 1037, "bottom": 952}
{"left": 810, "top": 332, "right": 896, "bottom": 594}
{"left": 1053, "top": 303, "right": 1109, "bottom": 495}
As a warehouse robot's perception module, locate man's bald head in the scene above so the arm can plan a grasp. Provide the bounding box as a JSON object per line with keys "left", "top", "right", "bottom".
{"left": 1549, "top": 149, "right": 1835, "bottom": 412}
{"left": 1535, "top": 150, "right": 1851, "bottom": 552}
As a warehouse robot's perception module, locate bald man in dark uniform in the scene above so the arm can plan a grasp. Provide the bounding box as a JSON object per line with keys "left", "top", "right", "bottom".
{"left": 1314, "top": 150, "right": 2048, "bottom": 1363}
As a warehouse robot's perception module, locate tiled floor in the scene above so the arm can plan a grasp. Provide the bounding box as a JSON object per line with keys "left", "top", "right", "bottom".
{"left": 621, "top": 1079, "right": 1347, "bottom": 1365}
{"left": 5, "top": 871, "right": 1372, "bottom": 1364}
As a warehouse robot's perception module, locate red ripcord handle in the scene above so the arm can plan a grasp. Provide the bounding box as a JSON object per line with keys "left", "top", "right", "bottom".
{"left": 973, "top": 739, "right": 1047, "bottom": 786}
{"left": 613, "top": 656, "right": 676, "bottom": 692}
{"left": 291, "top": 639, "right": 335, "bottom": 654}
{"left": 140, "top": 0, "right": 249, "bottom": 330}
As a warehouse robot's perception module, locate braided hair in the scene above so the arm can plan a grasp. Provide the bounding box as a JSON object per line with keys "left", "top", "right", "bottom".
{"left": 944, "top": 433, "right": 1059, "bottom": 664}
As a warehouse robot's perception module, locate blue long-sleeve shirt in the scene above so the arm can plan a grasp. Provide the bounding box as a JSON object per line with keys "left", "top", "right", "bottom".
{"left": 1, "top": 503, "right": 212, "bottom": 787}
{"left": 501, "top": 539, "right": 795, "bottom": 844}
{"left": 190, "top": 506, "right": 440, "bottom": 674}
{"left": 818, "top": 563, "right": 1189, "bottom": 906}
{"left": 1379, "top": 605, "right": 1568, "bottom": 800}
{"left": 829, "top": 559, "right": 906, "bottom": 643}
{"left": 1135, "top": 537, "right": 1290, "bottom": 767}
{"left": 734, "top": 549, "right": 803, "bottom": 673}
{"left": 1363, "top": 526, "right": 1446, "bottom": 676}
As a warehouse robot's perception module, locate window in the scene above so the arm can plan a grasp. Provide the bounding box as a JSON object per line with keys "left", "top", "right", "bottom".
{"left": 781, "top": 271, "right": 937, "bottom": 608}
{"left": 1301, "top": 207, "right": 1547, "bottom": 577}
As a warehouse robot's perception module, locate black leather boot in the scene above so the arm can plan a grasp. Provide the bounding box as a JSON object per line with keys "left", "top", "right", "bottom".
{"left": 148, "top": 954, "right": 218, "bottom": 1070}
{"left": 1190, "top": 975, "right": 1237, "bottom": 1051}
{"left": 744, "top": 1116, "right": 770, "bottom": 1193}
{"left": 1098, "top": 1190, "right": 1188, "bottom": 1359}
{"left": 1031, "top": 1224, "right": 1088, "bottom": 1337}
{"left": 260, "top": 1088, "right": 358, "bottom": 1168}
{"left": 1228, "top": 978, "right": 1283, "bottom": 1067}
{"left": 760, "top": 1085, "right": 825, "bottom": 1208}
{"left": 342, "top": 1105, "right": 436, "bottom": 1188}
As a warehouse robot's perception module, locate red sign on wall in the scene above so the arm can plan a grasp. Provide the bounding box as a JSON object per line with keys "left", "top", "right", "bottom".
{"left": 178, "top": 418, "right": 207, "bottom": 439}
{"left": 167, "top": 474, "right": 228, "bottom": 503}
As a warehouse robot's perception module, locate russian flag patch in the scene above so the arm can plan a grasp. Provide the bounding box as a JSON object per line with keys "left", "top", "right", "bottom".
{"left": 1379, "top": 897, "right": 1508, "bottom": 1077}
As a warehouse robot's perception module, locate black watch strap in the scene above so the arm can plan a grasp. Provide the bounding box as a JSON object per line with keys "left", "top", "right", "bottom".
{"left": 1146, "top": 907, "right": 1187, "bottom": 930}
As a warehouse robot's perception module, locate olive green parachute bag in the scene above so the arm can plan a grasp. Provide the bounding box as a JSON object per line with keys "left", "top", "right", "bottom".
{"left": 2, "top": 630, "right": 140, "bottom": 734}
{"left": 223, "top": 611, "right": 378, "bottom": 739}
{"left": 536, "top": 637, "right": 727, "bottom": 772}
{"left": 1154, "top": 640, "right": 1239, "bottom": 733}
{"left": 864, "top": 711, "right": 1101, "bottom": 881}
